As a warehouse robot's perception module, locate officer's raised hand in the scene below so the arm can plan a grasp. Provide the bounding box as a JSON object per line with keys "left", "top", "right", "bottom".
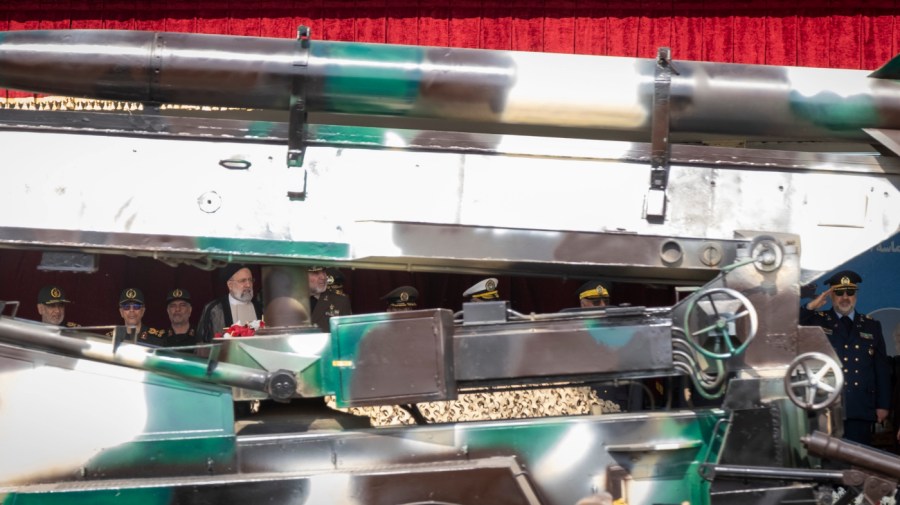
{"left": 804, "top": 287, "right": 832, "bottom": 311}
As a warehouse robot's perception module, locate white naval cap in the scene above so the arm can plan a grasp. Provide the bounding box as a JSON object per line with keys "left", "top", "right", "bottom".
{"left": 463, "top": 277, "right": 500, "bottom": 300}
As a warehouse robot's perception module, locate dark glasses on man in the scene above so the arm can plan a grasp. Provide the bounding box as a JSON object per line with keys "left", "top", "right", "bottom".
{"left": 833, "top": 289, "right": 856, "bottom": 297}
{"left": 121, "top": 303, "right": 144, "bottom": 310}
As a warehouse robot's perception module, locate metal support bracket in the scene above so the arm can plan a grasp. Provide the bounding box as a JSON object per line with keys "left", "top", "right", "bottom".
{"left": 287, "top": 25, "right": 311, "bottom": 200}
{"left": 645, "top": 47, "right": 678, "bottom": 223}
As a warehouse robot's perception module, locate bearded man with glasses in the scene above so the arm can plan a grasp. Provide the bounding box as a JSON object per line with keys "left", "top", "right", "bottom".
{"left": 197, "top": 264, "right": 263, "bottom": 343}
{"left": 801, "top": 270, "right": 890, "bottom": 447}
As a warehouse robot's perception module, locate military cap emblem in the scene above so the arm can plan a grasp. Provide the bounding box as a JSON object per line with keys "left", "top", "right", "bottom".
{"left": 400, "top": 291, "right": 409, "bottom": 302}
{"left": 126, "top": 288, "right": 137, "bottom": 299}
{"left": 172, "top": 289, "right": 183, "bottom": 298}
{"left": 824, "top": 270, "right": 861, "bottom": 288}
{"left": 39, "top": 285, "right": 70, "bottom": 304}
{"left": 486, "top": 279, "right": 497, "bottom": 291}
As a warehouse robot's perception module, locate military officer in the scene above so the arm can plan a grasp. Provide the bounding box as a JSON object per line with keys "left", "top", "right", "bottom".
{"left": 801, "top": 270, "right": 890, "bottom": 446}
{"left": 463, "top": 278, "right": 500, "bottom": 302}
{"left": 36, "top": 285, "right": 79, "bottom": 327}
{"left": 382, "top": 286, "right": 418, "bottom": 312}
{"left": 162, "top": 288, "right": 198, "bottom": 347}
{"left": 578, "top": 280, "right": 610, "bottom": 308}
{"left": 107, "top": 288, "right": 165, "bottom": 347}
{"left": 308, "top": 266, "right": 352, "bottom": 331}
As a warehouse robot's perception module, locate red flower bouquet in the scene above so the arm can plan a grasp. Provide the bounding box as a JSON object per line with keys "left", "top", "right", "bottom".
{"left": 214, "top": 320, "right": 265, "bottom": 339}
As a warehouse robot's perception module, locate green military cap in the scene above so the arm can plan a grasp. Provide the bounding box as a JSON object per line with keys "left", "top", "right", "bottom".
{"left": 119, "top": 287, "right": 145, "bottom": 305}
{"left": 382, "top": 286, "right": 418, "bottom": 310}
{"left": 166, "top": 288, "right": 191, "bottom": 304}
{"left": 38, "top": 285, "right": 70, "bottom": 305}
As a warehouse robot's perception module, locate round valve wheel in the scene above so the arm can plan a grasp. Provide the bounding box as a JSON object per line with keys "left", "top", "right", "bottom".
{"left": 683, "top": 287, "right": 758, "bottom": 360}
{"left": 784, "top": 352, "right": 844, "bottom": 410}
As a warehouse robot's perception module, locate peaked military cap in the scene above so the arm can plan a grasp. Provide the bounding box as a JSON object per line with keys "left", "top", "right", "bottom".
{"left": 463, "top": 278, "right": 500, "bottom": 300}
{"left": 38, "top": 285, "right": 70, "bottom": 305}
{"left": 166, "top": 288, "right": 191, "bottom": 304}
{"left": 578, "top": 280, "right": 610, "bottom": 300}
{"left": 824, "top": 270, "right": 862, "bottom": 289}
{"left": 382, "top": 286, "right": 418, "bottom": 309}
{"left": 119, "top": 287, "right": 145, "bottom": 305}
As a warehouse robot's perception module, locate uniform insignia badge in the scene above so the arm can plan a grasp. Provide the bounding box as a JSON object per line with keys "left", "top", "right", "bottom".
{"left": 486, "top": 279, "right": 497, "bottom": 291}
{"left": 869, "top": 347, "right": 875, "bottom": 356}
{"left": 126, "top": 288, "right": 137, "bottom": 299}
{"left": 400, "top": 292, "right": 409, "bottom": 302}
{"left": 859, "top": 332, "right": 873, "bottom": 340}
{"left": 50, "top": 287, "right": 61, "bottom": 298}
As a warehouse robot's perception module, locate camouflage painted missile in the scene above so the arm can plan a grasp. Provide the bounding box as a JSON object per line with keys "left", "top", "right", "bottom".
{"left": 1, "top": 29, "right": 900, "bottom": 141}
{"left": 0, "top": 316, "right": 297, "bottom": 399}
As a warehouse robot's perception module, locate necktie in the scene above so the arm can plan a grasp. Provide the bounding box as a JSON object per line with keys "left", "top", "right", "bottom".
{"left": 840, "top": 315, "right": 853, "bottom": 334}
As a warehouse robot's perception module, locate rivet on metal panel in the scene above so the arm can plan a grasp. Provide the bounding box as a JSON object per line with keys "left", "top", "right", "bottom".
{"left": 197, "top": 191, "right": 222, "bottom": 213}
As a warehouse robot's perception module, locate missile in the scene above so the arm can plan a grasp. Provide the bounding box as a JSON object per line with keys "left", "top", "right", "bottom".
{"left": 0, "top": 317, "right": 298, "bottom": 400}
{"left": 1, "top": 29, "right": 900, "bottom": 143}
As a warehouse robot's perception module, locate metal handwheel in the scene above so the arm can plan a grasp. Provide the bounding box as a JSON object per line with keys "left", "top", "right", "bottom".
{"left": 784, "top": 352, "right": 844, "bottom": 410}
{"left": 683, "top": 287, "right": 758, "bottom": 360}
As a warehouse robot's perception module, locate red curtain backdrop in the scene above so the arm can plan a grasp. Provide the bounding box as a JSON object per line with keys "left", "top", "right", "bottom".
{"left": 0, "top": 1, "right": 897, "bottom": 64}
{"left": 0, "top": 1, "right": 897, "bottom": 326}
{"left": 3, "top": 1, "right": 898, "bottom": 98}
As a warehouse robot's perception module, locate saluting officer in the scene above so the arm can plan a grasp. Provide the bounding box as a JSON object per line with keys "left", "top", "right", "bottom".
{"left": 382, "top": 286, "right": 418, "bottom": 312}
{"left": 162, "top": 288, "right": 198, "bottom": 347}
{"left": 801, "top": 270, "right": 890, "bottom": 446}
{"left": 578, "top": 280, "right": 610, "bottom": 308}
{"left": 36, "top": 285, "right": 79, "bottom": 327}
{"left": 463, "top": 278, "right": 500, "bottom": 302}
{"left": 107, "top": 288, "right": 165, "bottom": 347}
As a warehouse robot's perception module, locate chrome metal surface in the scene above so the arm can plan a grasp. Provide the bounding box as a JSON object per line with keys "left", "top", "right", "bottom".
{"left": 0, "top": 126, "right": 896, "bottom": 279}
{"left": 4, "top": 30, "right": 900, "bottom": 144}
